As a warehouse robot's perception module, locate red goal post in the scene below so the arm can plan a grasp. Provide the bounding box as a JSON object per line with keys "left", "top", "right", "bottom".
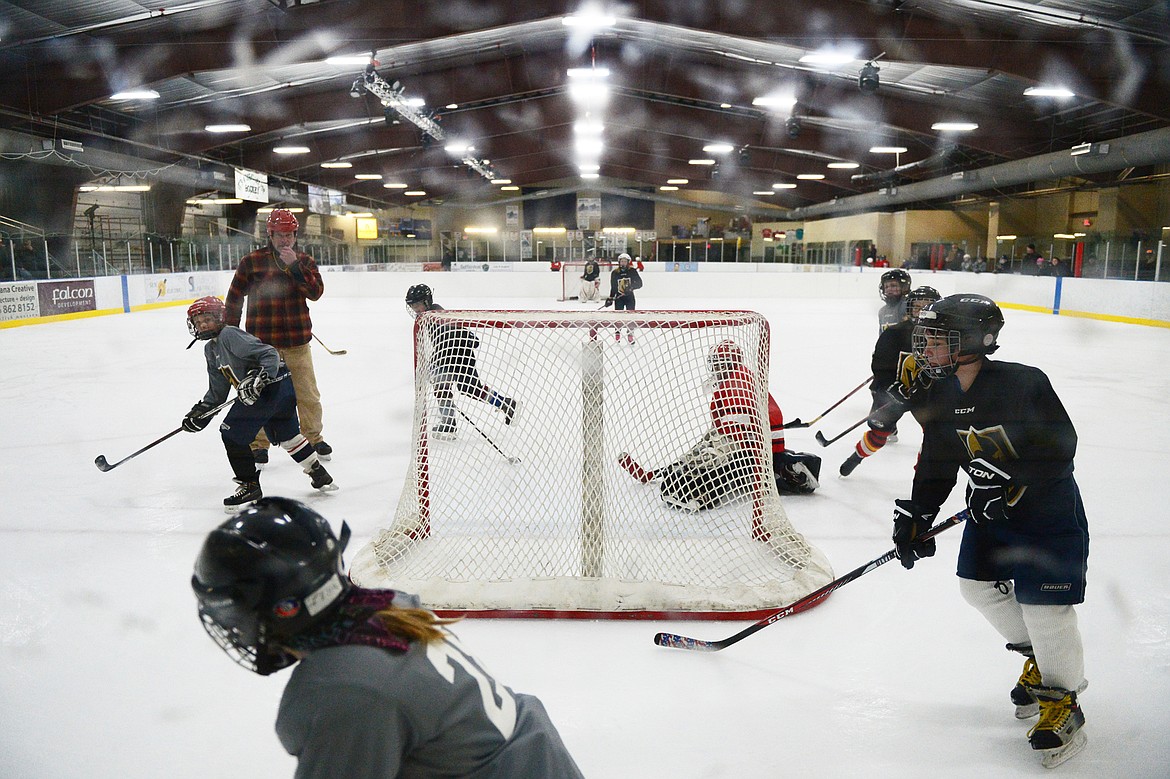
{"left": 349, "top": 309, "right": 834, "bottom": 618}
{"left": 559, "top": 259, "right": 612, "bottom": 301}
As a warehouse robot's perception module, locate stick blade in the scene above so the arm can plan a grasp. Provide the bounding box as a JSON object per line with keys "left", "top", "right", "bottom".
{"left": 653, "top": 631, "right": 720, "bottom": 652}
{"left": 815, "top": 431, "right": 830, "bottom": 447}
{"left": 94, "top": 455, "right": 112, "bottom": 472}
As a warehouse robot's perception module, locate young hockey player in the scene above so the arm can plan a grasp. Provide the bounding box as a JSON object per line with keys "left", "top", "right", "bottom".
{"left": 619, "top": 340, "right": 820, "bottom": 508}
{"left": 605, "top": 253, "right": 643, "bottom": 342}
{"left": 578, "top": 257, "right": 601, "bottom": 301}
{"left": 192, "top": 498, "right": 585, "bottom": 778}
{"left": 405, "top": 284, "right": 517, "bottom": 438}
{"left": 877, "top": 268, "right": 911, "bottom": 331}
{"left": 840, "top": 286, "right": 941, "bottom": 477}
{"left": 889, "top": 293, "right": 1090, "bottom": 768}
{"left": 183, "top": 296, "right": 336, "bottom": 510}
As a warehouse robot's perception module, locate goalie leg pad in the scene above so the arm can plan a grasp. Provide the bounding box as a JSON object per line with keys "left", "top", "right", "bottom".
{"left": 774, "top": 451, "right": 822, "bottom": 494}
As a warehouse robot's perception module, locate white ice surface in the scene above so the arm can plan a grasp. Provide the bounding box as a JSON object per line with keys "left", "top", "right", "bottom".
{"left": 2, "top": 292, "right": 1168, "bottom": 778}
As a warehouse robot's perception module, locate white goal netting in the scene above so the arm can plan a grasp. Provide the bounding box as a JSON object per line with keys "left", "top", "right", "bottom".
{"left": 350, "top": 310, "right": 833, "bottom": 616}
{"left": 559, "top": 260, "right": 612, "bottom": 301}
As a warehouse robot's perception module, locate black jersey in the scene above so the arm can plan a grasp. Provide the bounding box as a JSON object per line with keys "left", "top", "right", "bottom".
{"left": 609, "top": 266, "right": 643, "bottom": 299}
{"left": 581, "top": 260, "right": 600, "bottom": 281}
{"left": 910, "top": 360, "right": 1077, "bottom": 513}
{"left": 870, "top": 320, "right": 913, "bottom": 390}
{"left": 422, "top": 304, "right": 481, "bottom": 377}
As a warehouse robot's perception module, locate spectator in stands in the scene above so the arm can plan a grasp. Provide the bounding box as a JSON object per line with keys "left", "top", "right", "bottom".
{"left": 224, "top": 208, "right": 333, "bottom": 467}
{"left": 1023, "top": 244, "right": 1045, "bottom": 275}
{"left": 14, "top": 239, "right": 41, "bottom": 280}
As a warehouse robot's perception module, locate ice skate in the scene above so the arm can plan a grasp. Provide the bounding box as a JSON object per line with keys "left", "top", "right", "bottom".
{"left": 501, "top": 397, "right": 518, "bottom": 425}
{"left": 433, "top": 419, "right": 457, "bottom": 440}
{"left": 224, "top": 479, "right": 262, "bottom": 512}
{"left": 314, "top": 441, "right": 333, "bottom": 461}
{"left": 839, "top": 452, "right": 863, "bottom": 477}
{"left": 1011, "top": 655, "right": 1043, "bottom": 719}
{"left": 627, "top": 331, "right": 635, "bottom": 343}
{"left": 306, "top": 461, "right": 339, "bottom": 492}
{"left": 1028, "top": 687, "right": 1087, "bottom": 768}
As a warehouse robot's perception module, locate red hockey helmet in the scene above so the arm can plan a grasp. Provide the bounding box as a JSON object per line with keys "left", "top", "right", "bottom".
{"left": 708, "top": 339, "right": 745, "bottom": 375}
{"left": 266, "top": 208, "right": 299, "bottom": 235}
{"left": 187, "top": 295, "right": 226, "bottom": 339}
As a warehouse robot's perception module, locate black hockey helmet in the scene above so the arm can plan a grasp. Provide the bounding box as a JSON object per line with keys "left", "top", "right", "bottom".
{"left": 879, "top": 269, "right": 912, "bottom": 302}
{"left": 192, "top": 497, "right": 351, "bottom": 676}
{"left": 905, "top": 286, "right": 942, "bottom": 321}
{"left": 187, "top": 296, "right": 225, "bottom": 340}
{"left": 405, "top": 284, "right": 433, "bottom": 308}
{"left": 912, "top": 294, "right": 1004, "bottom": 379}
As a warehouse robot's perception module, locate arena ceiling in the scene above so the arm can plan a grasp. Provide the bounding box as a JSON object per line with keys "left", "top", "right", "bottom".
{"left": 1, "top": 0, "right": 1168, "bottom": 217}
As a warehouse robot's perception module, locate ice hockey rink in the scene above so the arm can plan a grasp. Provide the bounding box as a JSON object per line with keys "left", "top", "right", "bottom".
{"left": 2, "top": 274, "right": 1168, "bottom": 778}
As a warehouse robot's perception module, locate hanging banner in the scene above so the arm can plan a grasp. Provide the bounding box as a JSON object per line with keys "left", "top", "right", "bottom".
{"left": 520, "top": 230, "right": 533, "bottom": 259}
{"left": 576, "top": 198, "right": 600, "bottom": 229}
{"left": 505, "top": 205, "right": 519, "bottom": 227}
{"left": 234, "top": 167, "right": 269, "bottom": 203}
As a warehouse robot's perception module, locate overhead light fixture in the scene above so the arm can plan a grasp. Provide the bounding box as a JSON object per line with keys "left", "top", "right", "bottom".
{"left": 257, "top": 207, "right": 304, "bottom": 214}
{"left": 575, "top": 138, "right": 604, "bottom": 155}
{"left": 568, "top": 82, "right": 609, "bottom": 103}
{"left": 1070, "top": 142, "right": 1093, "bottom": 156}
{"left": 500, "top": 185, "right": 520, "bottom": 191}
{"left": 603, "top": 227, "right": 635, "bottom": 233}
{"left": 772, "top": 183, "right": 797, "bottom": 189}
{"left": 383, "top": 182, "right": 409, "bottom": 188}
{"left": 354, "top": 173, "right": 383, "bottom": 180}
{"left": 932, "top": 122, "right": 979, "bottom": 132}
{"left": 445, "top": 103, "right": 459, "bottom": 109}
{"left": 490, "top": 178, "right": 512, "bottom": 185}
{"left": 858, "top": 62, "right": 880, "bottom": 93}
{"left": 187, "top": 197, "right": 243, "bottom": 205}
{"left": 578, "top": 163, "right": 601, "bottom": 172}
{"left": 580, "top": 172, "right": 600, "bottom": 179}
{"left": 574, "top": 120, "right": 604, "bottom": 134}
{"left": 752, "top": 191, "right": 774, "bottom": 196}
{"left": 827, "top": 161, "right": 860, "bottom": 169}
{"left": 533, "top": 227, "right": 566, "bottom": 234}
{"left": 1024, "top": 86, "right": 1075, "bottom": 98}
{"left": 567, "top": 67, "right": 611, "bottom": 80}
{"left": 996, "top": 235, "right": 1018, "bottom": 241}
{"left": 562, "top": 13, "right": 616, "bottom": 28}
{"left": 273, "top": 146, "right": 310, "bottom": 154}
{"left": 404, "top": 190, "right": 427, "bottom": 196}
{"left": 799, "top": 50, "right": 858, "bottom": 66}
{"left": 326, "top": 55, "right": 373, "bottom": 66}
{"left": 751, "top": 95, "right": 797, "bottom": 109}
{"left": 660, "top": 186, "right": 679, "bottom": 191}
{"left": 796, "top": 173, "right": 824, "bottom": 180}
{"left": 702, "top": 143, "right": 734, "bottom": 153}
{"left": 720, "top": 102, "right": 732, "bottom": 108}
{"left": 464, "top": 226, "right": 498, "bottom": 234}
{"left": 870, "top": 146, "right": 907, "bottom": 154}
{"left": 444, "top": 142, "right": 474, "bottom": 154}
{"left": 1053, "top": 233, "right": 1077, "bottom": 239}
{"left": 404, "top": 97, "right": 425, "bottom": 107}
{"left": 348, "top": 212, "right": 374, "bottom": 218}
{"left": 688, "top": 159, "right": 716, "bottom": 165}
{"left": 321, "top": 161, "right": 352, "bottom": 169}
{"left": 666, "top": 179, "right": 689, "bottom": 184}
{"left": 205, "top": 124, "right": 251, "bottom": 133}
{"left": 109, "top": 89, "right": 159, "bottom": 100}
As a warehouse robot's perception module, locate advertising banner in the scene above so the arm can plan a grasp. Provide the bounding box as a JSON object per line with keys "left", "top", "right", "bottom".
{"left": 144, "top": 273, "right": 219, "bottom": 303}
{"left": 37, "top": 279, "right": 96, "bottom": 315}
{"left": 0, "top": 282, "right": 39, "bottom": 321}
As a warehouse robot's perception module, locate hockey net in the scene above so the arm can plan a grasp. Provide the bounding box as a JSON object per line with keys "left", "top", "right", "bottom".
{"left": 349, "top": 310, "right": 834, "bottom": 618}
{"left": 559, "top": 260, "right": 612, "bottom": 301}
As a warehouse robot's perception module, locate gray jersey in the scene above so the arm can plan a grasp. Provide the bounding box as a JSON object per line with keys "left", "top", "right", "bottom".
{"left": 199, "top": 325, "right": 284, "bottom": 405}
{"left": 877, "top": 299, "right": 907, "bottom": 332}
{"left": 276, "top": 636, "right": 584, "bottom": 779}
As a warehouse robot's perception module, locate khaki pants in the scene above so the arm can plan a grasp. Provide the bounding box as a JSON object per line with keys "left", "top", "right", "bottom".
{"left": 253, "top": 342, "right": 323, "bottom": 449}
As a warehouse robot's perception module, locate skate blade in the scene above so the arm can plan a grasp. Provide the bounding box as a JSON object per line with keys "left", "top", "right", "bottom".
{"left": 1015, "top": 702, "right": 1040, "bottom": 719}
{"left": 314, "top": 483, "right": 340, "bottom": 493}
{"left": 1039, "top": 730, "right": 1087, "bottom": 769}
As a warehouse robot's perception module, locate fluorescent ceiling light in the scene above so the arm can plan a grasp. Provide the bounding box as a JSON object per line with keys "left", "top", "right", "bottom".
{"left": 568, "top": 83, "right": 609, "bottom": 102}
{"left": 404, "top": 97, "right": 425, "bottom": 107}
{"left": 688, "top": 159, "right": 716, "bottom": 165}
{"left": 187, "top": 198, "right": 243, "bottom": 205}
{"left": 997, "top": 235, "right": 1018, "bottom": 240}
{"left": 752, "top": 191, "right": 774, "bottom": 195}
{"left": 772, "top": 183, "right": 797, "bottom": 189}
{"left": 257, "top": 207, "right": 303, "bottom": 213}
{"left": 109, "top": 89, "right": 159, "bottom": 100}
{"left": 567, "top": 67, "right": 610, "bottom": 79}
{"left": 578, "top": 163, "right": 601, "bottom": 172}
{"left": 666, "top": 178, "right": 689, "bottom": 185}
{"left": 702, "top": 143, "right": 734, "bottom": 153}
{"left": 580, "top": 172, "right": 600, "bottom": 179}
{"left": 444, "top": 143, "right": 474, "bottom": 153}
{"left": 445, "top": 103, "right": 458, "bottom": 109}
{"left": 500, "top": 185, "right": 520, "bottom": 191}
{"left": 533, "top": 227, "right": 566, "bottom": 234}
{"left": 490, "top": 179, "right": 512, "bottom": 185}
{"left": 751, "top": 95, "right": 797, "bottom": 109}
{"left": 660, "top": 186, "right": 679, "bottom": 191}
{"left": 574, "top": 120, "right": 604, "bottom": 134}
{"left": 273, "top": 146, "right": 310, "bottom": 154}
{"left": 827, "top": 161, "right": 860, "bottom": 169}
{"left": 404, "top": 190, "right": 427, "bottom": 196}
{"left": 798, "top": 50, "right": 858, "bottom": 66}
{"left": 383, "top": 182, "right": 409, "bottom": 188}
{"left": 1054, "top": 233, "right": 1077, "bottom": 239}
{"left": 562, "top": 14, "right": 616, "bottom": 28}
{"left": 575, "top": 138, "right": 604, "bottom": 154}
{"left": 870, "top": 146, "right": 907, "bottom": 154}
{"left": 796, "top": 173, "right": 825, "bottom": 180}
{"left": 464, "top": 226, "right": 498, "bottom": 234}
{"left": 1070, "top": 142, "right": 1093, "bottom": 156}
{"left": 326, "top": 55, "right": 372, "bottom": 65}
{"left": 720, "top": 103, "right": 732, "bottom": 108}
{"left": 931, "top": 122, "right": 979, "bottom": 132}
{"left": 1024, "top": 86, "right": 1075, "bottom": 98}
{"left": 113, "top": 185, "right": 151, "bottom": 192}
{"left": 205, "top": 124, "right": 251, "bottom": 133}
{"left": 321, "top": 162, "right": 352, "bottom": 168}
{"left": 354, "top": 173, "right": 383, "bottom": 180}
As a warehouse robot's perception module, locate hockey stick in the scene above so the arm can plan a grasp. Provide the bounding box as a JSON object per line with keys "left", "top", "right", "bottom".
{"left": 783, "top": 376, "right": 872, "bottom": 429}
{"left": 814, "top": 399, "right": 902, "bottom": 447}
{"left": 454, "top": 407, "right": 521, "bottom": 464}
{"left": 94, "top": 397, "right": 235, "bottom": 472}
{"left": 654, "top": 509, "right": 969, "bottom": 652}
{"left": 312, "top": 333, "right": 347, "bottom": 356}
{"left": 618, "top": 452, "right": 658, "bottom": 483}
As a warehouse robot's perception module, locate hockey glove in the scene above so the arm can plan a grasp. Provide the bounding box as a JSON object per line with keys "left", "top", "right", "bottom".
{"left": 236, "top": 370, "right": 269, "bottom": 406}
{"left": 603, "top": 297, "right": 614, "bottom": 308}
{"left": 965, "top": 457, "right": 1012, "bottom": 523}
{"left": 892, "top": 499, "right": 937, "bottom": 570}
{"left": 182, "top": 401, "right": 215, "bottom": 433}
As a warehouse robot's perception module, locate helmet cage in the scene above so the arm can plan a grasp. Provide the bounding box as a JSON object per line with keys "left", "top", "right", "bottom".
{"left": 912, "top": 325, "right": 963, "bottom": 380}
{"left": 879, "top": 270, "right": 911, "bottom": 303}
